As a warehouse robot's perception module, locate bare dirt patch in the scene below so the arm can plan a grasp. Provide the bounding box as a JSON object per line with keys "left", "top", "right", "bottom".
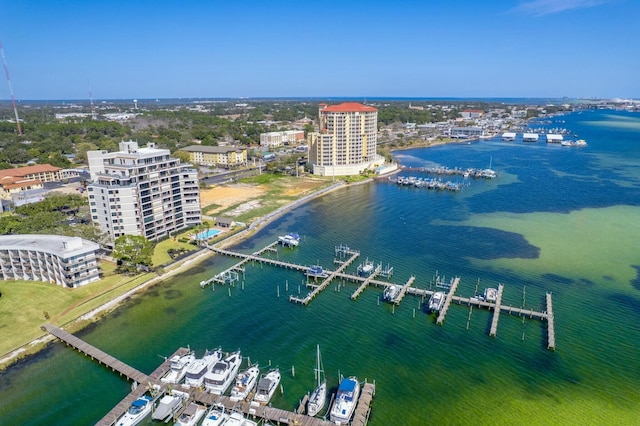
{"left": 200, "top": 184, "right": 265, "bottom": 213}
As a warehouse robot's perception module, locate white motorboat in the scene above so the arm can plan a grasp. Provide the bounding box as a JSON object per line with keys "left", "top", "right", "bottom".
{"left": 480, "top": 288, "right": 498, "bottom": 303}
{"left": 201, "top": 403, "right": 228, "bottom": 426}
{"left": 252, "top": 367, "right": 281, "bottom": 405}
{"left": 383, "top": 285, "right": 400, "bottom": 303}
{"left": 230, "top": 363, "right": 260, "bottom": 402}
{"left": 329, "top": 376, "right": 360, "bottom": 425}
{"left": 175, "top": 402, "right": 206, "bottom": 426}
{"left": 305, "top": 265, "right": 328, "bottom": 278}
{"left": 151, "top": 391, "right": 187, "bottom": 422}
{"left": 160, "top": 351, "right": 196, "bottom": 384}
{"left": 428, "top": 291, "right": 446, "bottom": 313}
{"left": 204, "top": 350, "right": 242, "bottom": 395}
{"left": 278, "top": 233, "right": 300, "bottom": 247}
{"left": 225, "top": 410, "right": 258, "bottom": 426}
{"left": 184, "top": 348, "right": 223, "bottom": 388}
{"left": 116, "top": 395, "right": 152, "bottom": 426}
{"left": 307, "top": 345, "right": 326, "bottom": 417}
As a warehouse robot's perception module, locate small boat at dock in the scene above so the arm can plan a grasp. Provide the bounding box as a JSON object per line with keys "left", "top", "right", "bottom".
{"left": 116, "top": 395, "right": 152, "bottom": 426}
{"left": 230, "top": 363, "right": 260, "bottom": 402}
{"left": 253, "top": 367, "right": 281, "bottom": 405}
{"left": 225, "top": 410, "right": 258, "bottom": 426}
{"left": 329, "top": 376, "right": 360, "bottom": 425}
{"left": 160, "top": 350, "right": 196, "bottom": 384}
{"left": 306, "top": 265, "right": 328, "bottom": 279}
{"left": 175, "top": 402, "right": 206, "bottom": 426}
{"left": 307, "top": 345, "right": 327, "bottom": 417}
{"left": 201, "top": 403, "right": 228, "bottom": 426}
{"left": 383, "top": 285, "right": 400, "bottom": 303}
{"left": 479, "top": 288, "right": 498, "bottom": 303}
{"left": 428, "top": 291, "right": 446, "bottom": 313}
{"left": 204, "top": 350, "right": 242, "bottom": 395}
{"left": 278, "top": 233, "right": 300, "bottom": 247}
{"left": 151, "top": 391, "right": 188, "bottom": 422}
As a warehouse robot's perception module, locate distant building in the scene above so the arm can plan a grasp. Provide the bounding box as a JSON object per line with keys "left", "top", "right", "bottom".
{"left": 0, "top": 235, "right": 100, "bottom": 288}
{"left": 460, "top": 110, "right": 484, "bottom": 119}
{"left": 259, "top": 130, "right": 305, "bottom": 148}
{"left": 0, "top": 164, "right": 62, "bottom": 200}
{"left": 87, "top": 141, "right": 201, "bottom": 244}
{"left": 450, "top": 126, "right": 484, "bottom": 138}
{"left": 181, "top": 145, "right": 247, "bottom": 168}
{"left": 308, "top": 102, "right": 384, "bottom": 176}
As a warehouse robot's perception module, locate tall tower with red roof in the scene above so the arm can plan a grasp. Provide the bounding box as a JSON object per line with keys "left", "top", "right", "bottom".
{"left": 308, "top": 102, "right": 382, "bottom": 176}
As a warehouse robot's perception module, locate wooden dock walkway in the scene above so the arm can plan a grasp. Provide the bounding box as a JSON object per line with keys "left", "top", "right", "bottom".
{"left": 393, "top": 276, "right": 415, "bottom": 305}
{"left": 352, "top": 382, "right": 376, "bottom": 426}
{"left": 42, "top": 324, "right": 150, "bottom": 384}
{"left": 489, "top": 284, "right": 505, "bottom": 337}
{"left": 436, "top": 277, "right": 460, "bottom": 325}
{"left": 290, "top": 251, "right": 360, "bottom": 305}
{"left": 351, "top": 268, "right": 381, "bottom": 300}
{"left": 546, "top": 292, "right": 556, "bottom": 350}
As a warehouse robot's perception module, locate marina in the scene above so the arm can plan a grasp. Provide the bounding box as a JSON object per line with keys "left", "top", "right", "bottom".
{"left": 203, "top": 240, "right": 556, "bottom": 347}
{"left": 41, "top": 324, "right": 375, "bottom": 426}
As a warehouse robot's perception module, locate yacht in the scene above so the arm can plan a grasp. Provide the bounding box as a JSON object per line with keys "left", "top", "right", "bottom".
{"left": 307, "top": 345, "right": 326, "bottom": 417}
{"left": 329, "top": 376, "right": 360, "bottom": 425}
{"left": 278, "top": 233, "right": 300, "bottom": 247}
{"left": 201, "top": 403, "right": 228, "bottom": 426}
{"left": 160, "top": 350, "right": 196, "bottom": 384}
{"left": 116, "top": 395, "right": 152, "bottom": 426}
{"left": 383, "top": 285, "right": 400, "bottom": 303}
{"left": 204, "top": 350, "right": 242, "bottom": 395}
{"left": 305, "top": 265, "right": 328, "bottom": 279}
{"left": 357, "top": 260, "right": 374, "bottom": 277}
{"left": 230, "top": 363, "right": 260, "bottom": 402}
{"left": 252, "top": 367, "right": 281, "bottom": 405}
{"left": 428, "top": 291, "right": 446, "bottom": 313}
{"left": 151, "top": 391, "right": 188, "bottom": 422}
{"left": 184, "top": 348, "right": 223, "bottom": 388}
{"left": 175, "top": 402, "right": 206, "bottom": 426}
{"left": 225, "top": 410, "right": 258, "bottom": 426}
{"left": 480, "top": 288, "right": 498, "bottom": 303}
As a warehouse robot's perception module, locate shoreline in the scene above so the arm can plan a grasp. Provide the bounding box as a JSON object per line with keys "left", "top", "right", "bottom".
{"left": 0, "top": 178, "right": 357, "bottom": 370}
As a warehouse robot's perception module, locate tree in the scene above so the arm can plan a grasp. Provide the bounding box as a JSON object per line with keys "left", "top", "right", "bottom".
{"left": 112, "top": 235, "right": 154, "bottom": 274}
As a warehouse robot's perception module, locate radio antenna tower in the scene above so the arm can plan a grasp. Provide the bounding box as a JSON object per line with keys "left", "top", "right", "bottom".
{"left": 88, "top": 81, "right": 96, "bottom": 120}
{"left": 0, "top": 41, "right": 22, "bottom": 136}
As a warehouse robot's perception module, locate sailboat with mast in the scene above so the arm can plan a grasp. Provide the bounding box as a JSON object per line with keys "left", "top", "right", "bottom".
{"left": 307, "top": 345, "right": 327, "bottom": 417}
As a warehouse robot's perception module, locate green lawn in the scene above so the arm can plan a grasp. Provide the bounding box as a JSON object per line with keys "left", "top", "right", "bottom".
{"left": 0, "top": 261, "right": 155, "bottom": 360}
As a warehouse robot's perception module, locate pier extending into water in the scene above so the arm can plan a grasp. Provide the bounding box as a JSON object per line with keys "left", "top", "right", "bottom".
{"left": 43, "top": 323, "right": 374, "bottom": 426}
{"left": 205, "top": 240, "right": 556, "bottom": 349}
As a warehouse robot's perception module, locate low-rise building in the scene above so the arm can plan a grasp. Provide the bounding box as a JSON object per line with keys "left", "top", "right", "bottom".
{"left": 181, "top": 145, "right": 247, "bottom": 168}
{"left": 259, "top": 130, "right": 305, "bottom": 148}
{"left": 0, "top": 234, "right": 100, "bottom": 288}
{"left": 0, "top": 164, "right": 62, "bottom": 200}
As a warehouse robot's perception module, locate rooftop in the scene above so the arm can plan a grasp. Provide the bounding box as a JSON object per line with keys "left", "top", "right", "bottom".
{"left": 321, "top": 102, "right": 377, "bottom": 113}
{"left": 0, "top": 234, "right": 100, "bottom": 258}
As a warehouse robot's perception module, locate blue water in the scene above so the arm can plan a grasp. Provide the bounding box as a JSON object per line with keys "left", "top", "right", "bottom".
{"left": 1, "top": 109, "right": 640, "bottom": 425}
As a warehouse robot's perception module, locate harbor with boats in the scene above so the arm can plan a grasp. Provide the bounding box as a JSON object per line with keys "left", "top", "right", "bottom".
{"left": 42, "top": 324, "right": 375, "bottom": 426}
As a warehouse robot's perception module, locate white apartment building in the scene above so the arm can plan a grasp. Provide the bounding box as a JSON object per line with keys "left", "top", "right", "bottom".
{"left": 260, "top": 130, "right": 305, "bottom": 148}
{"left": 87, "top": 141, "right": 201, "bottom": 244}
{"left": 308, "top": 102, "right": 385, "bottom": 176}
{"left": 0, "top": 235, "right": 100, "bottom": 288}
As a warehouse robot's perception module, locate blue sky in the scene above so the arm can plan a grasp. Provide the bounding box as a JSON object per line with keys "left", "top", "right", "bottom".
{"left": 0, "top": 0, "right": 638, "bottom": 100}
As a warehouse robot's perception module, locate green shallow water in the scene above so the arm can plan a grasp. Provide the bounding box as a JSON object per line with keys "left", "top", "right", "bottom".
{"left": 1, "top": 109, "right": 640, "bottom": 425}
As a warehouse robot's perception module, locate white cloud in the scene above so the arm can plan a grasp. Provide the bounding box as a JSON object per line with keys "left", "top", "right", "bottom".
{"left": 511, "top": 0, "right": 611, "bottom": 16}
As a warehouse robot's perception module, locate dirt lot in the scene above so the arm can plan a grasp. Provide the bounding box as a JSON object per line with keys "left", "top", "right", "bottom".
{"left": 200, "top": 184, "right": 265, "bottom": 211}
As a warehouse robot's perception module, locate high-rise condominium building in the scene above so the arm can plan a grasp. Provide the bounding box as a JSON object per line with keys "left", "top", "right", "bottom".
{"left": 308, "top": 102, "right": 384, "bottom": 176}
{"left": 87, "top": 141, "right": 201, "bottom": 244}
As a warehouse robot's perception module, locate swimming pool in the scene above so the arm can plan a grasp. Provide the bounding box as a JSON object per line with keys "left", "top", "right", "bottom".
{"left": 195, "top": 229, "right": 222, "bottom": 240}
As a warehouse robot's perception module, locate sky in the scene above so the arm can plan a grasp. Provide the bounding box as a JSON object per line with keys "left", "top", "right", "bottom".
{"left": 0, "top": 0, "right": 638, "bottom": 100}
